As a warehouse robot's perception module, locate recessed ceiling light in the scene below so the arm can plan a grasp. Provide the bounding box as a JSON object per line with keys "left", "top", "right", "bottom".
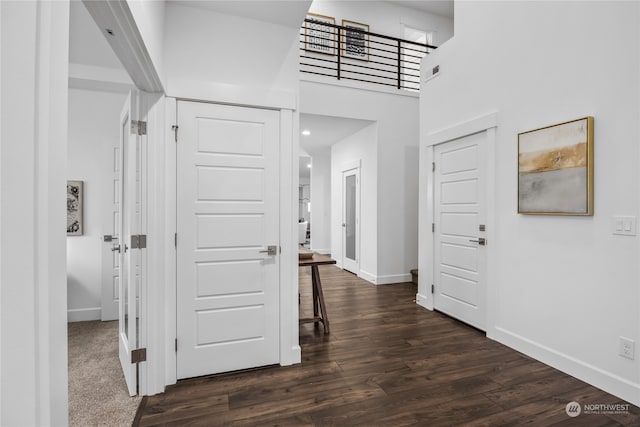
{"left": 307, "top": 164, "right": 312, "bottom": 168}
{"left": 301, "top": 130, "right": 311, "bottom": 136}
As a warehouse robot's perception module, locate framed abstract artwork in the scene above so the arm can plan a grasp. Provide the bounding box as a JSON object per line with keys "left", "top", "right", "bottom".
{"left": 518, "top": 117, "right": 594, "bottom": 215}
{"left": 304, "top": 13, "right": 336, "bottom": 55}
{"left": 341, "top": 19, "right": 369, "bottom": 61}
{"left": 67, "top": 180, "right": 83, "bottom": 235}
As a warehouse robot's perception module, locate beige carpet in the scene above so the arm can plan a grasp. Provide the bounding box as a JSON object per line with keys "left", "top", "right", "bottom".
{"left": 68, "top": 320, "right": 141, "bottom": 426}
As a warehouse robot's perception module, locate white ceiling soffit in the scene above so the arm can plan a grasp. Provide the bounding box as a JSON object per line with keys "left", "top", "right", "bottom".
{"left": 171, "top": 0, "right": 313, "bottom": 28}
{"left": 300, "top": 113, "right": 374, "bottom": 154}
{"left": 69, "top": 1, "right": 125, "bottom": 69}
{"left": 386, "top": 0, "right": 454, "bottom": 19}
{"left": 82, "top": 0, "right": 163, "bottom": 93}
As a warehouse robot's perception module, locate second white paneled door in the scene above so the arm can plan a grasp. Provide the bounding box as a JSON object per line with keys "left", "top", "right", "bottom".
{"left": 176, "top": 101, "right": 280, "bottom": 379}
{"left": 433, "top": 132, "right": 487, "bottom": 331}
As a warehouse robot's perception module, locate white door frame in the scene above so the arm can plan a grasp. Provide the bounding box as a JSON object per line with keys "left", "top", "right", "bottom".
{"left": 341, "top": 162, "right": 361, "bottom": 275}
{"left": 417, "top": 112, "right": 498, "bottom": 335}
{"left": 161, "top": 89, "right": 300, "bottom": 388}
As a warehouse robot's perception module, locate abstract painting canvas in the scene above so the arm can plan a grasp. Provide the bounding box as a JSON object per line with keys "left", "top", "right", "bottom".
{"left": 67, "top": 180, "right": 83, "bottom": 235}
{"left": 518, "top": 117, "right": 594, "bottom": 215}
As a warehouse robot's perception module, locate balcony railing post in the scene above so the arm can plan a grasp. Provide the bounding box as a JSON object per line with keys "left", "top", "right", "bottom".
{"left": 337, "top": 28, "right": 341, "bottom": 80}
{"left": 397, "top": 40, "right": 401, "bottom": 89}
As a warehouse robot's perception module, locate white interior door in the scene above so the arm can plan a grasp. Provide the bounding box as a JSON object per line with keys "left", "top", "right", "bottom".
{"left": 117, "top": 91, "right": 140, "bottom": 396}
{"left": 433, "top": 132, "right": 487, "bottom": 331}
{"left": 101, "top": 136, "right": 121, "bottom": 321}
{"left": 176, "top": 101, "right": 280, "bottom": 380}
{"left": 342, "top": 168, "right": 360, "bottom": 274}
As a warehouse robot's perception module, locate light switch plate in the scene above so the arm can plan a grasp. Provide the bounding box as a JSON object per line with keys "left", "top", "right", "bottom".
{"left": 613, "top": 216, "right": 637, "bottom": 236}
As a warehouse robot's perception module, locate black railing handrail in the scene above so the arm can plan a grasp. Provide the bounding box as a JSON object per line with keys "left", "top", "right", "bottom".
{"left": 300, "top": 19, "right": 437, "bottom": 91}
{"left": 302, "top": 18, "right": 437, "bottom": 51}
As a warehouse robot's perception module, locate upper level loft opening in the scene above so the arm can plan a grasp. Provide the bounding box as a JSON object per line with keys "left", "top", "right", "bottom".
{"left": 299, "top": 1, "right": 454, "bottom": 94}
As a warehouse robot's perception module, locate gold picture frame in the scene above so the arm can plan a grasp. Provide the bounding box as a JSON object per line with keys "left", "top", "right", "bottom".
{"left": 518, "top": 117, "right": 594, "bottom": 215}
{"left": 304, "top": 13, "right": 336, "bottom": 56}
{"left": 341, "top": 19, "right": 369, "bottom": 61}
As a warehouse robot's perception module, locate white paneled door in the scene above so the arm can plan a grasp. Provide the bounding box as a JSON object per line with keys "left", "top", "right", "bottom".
{"left": 101, "top": 129, "right": 121, "bottom": 321}
{"left": 433, "top": 132, "right": 487, "bottom": 331}
{"left": 117, "top": 91, "right": 141, "bottom": 396}
{"left": 176, "top": 101, "right": 280, "bottom": 379}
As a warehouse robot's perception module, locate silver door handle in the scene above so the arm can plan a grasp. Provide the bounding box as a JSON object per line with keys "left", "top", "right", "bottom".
{"left": 259, "top": 245, "right": 278, "bottom": 256}
{"left": 469, "top": 238, "right": 486, "bottom": 246}
{"left": 111, "top": 244, "right": 121, "bottom": 252}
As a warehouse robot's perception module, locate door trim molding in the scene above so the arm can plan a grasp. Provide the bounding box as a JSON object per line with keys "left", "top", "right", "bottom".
{"left": 417, "top": 112, "right": 497, "bottom": 334}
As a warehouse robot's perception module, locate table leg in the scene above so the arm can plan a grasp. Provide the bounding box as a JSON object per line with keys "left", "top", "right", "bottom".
{"left": 311, "top": 265, "right": 330, "bottom": 334}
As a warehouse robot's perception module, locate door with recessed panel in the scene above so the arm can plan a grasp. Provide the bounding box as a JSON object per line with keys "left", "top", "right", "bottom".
{"left": 176, "top": 101, "right": 280, "bottom": 379}
{"left": 433, "top": 132, "right": 486, "bottom": 330}
{"left": 342, "top": 168, "right": 360, "bottom": 274}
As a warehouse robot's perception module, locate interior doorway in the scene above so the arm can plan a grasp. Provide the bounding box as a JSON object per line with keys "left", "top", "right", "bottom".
{"left": 341, "top": 166, "right": 360, "bottom": 274}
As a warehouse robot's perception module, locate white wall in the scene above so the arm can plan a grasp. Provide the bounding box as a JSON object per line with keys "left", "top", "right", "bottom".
{"left": 1, "top": 1, "right": 70, "bottom": 424}
{"left": 67, "top": 88, "right": 127, "bottom": 322}
{"left": 164, "top": 2, "right": 301, "bottom": 93}
{"left": 310, "top": 148, "right": 332, "bottom": 253}
{"left": 331, "top": 123, "right": 378, "bottom": 277}
{"left": 309, "top": 0, "right": 453, "bottom": 47}
{"left": 420, "top": 0, "right": 640, "bottom": 405}
{"left": 301, "top": 81, "right": 419, "bottom": 283}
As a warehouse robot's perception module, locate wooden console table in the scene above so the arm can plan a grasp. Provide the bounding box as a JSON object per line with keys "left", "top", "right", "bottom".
{"left": 299, "top": 253, "right": 336, "bottom": 334}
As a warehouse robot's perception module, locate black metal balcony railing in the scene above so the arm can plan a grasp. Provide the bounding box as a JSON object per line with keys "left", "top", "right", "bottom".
{"left": 300, "top": 18, "right": 436, "bottom": 92}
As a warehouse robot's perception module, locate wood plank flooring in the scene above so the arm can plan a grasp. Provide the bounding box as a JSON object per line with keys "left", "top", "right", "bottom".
{"left": 135, "top": 266, "right": 640, "bottom": 426}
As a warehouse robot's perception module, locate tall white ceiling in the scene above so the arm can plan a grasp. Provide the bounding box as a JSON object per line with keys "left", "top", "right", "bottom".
{"left": 389, "top": 1, "right": 454, "bottom": 19}
{"left": 169, "top": 0, "right": 313, "bottom": 28}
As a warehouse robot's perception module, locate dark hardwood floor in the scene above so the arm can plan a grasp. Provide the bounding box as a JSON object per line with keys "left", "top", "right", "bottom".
{"left": 135, "top": 265, "right": 640, "bottom": 426}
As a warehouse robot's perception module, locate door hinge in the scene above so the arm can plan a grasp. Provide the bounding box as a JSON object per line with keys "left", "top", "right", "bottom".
{"left": 175, "top": 338, "right": 178, "bottom": 353}
{"left": 131, "top": 348, "right": 147, "bottom": 363}
{"left": 432, "top": 223, "right": 435, "bottom": 232}
{"left": 431, "top": 284, "right": 435, "bottom": 294}
{"left": 130, "top": 234, "right": 147, "bottom": 249}
{"left": 171, "top": 125, "right": 178, "bottom": 143}
{"left": 131, "top": 120, "right": 147, "bottom": 136}
{"left": 174, "top": 233, "right": 177, "bottom": 248}
{"left": 432, "top": 162, "right": 435, "bottom": 172}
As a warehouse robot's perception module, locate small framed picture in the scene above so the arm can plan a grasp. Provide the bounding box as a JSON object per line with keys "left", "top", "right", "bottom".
{"left": 67, "top": 180, "right": 83, "bottom": 235}
{"left": 518, "top": 117, "right": 594, "bottom": 215}
{"left": 341, "top": 20, "right": 369, "bottom": 61}
{"left": 305, "top": 13, "right": 336, "bottom": 55}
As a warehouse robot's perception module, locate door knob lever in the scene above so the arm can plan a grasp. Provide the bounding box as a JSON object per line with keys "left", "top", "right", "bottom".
{"left": 259, "top": 245, "right": 278, "bottom": 256}
{"left": 111, "top": 244, "right": 121, "bottom": 253}
{"left": 469, "top": 237, "right": 486, "bottom": 246}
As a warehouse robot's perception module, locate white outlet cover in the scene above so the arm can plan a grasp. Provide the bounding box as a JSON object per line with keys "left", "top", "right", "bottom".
{"left": 619, "top": 337, "right": 635, "bottom": 360}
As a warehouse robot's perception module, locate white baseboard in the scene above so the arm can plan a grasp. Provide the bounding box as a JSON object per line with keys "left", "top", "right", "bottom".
{"left": 311, "top": 248, "right": 331, "bottom": 255}
{"left": 281, "top": 345, "right": 302, "bottom": 366}
{"left": 493, "top": 326, "right": 640, "bottom": 407}
{"left": 376, "top": 273, "right": 412, "bottom": 285}
{"left": 416, "top": 292, "right": 432, "bottom": 309}
{"left": 357, "top": 271, "right": 412, "bottom": 285}
{"left": 67, "top": 307, "right": 101, "bottom": 322}
{"left": 359, "top": 270, "right": 377, "bottom": 284}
